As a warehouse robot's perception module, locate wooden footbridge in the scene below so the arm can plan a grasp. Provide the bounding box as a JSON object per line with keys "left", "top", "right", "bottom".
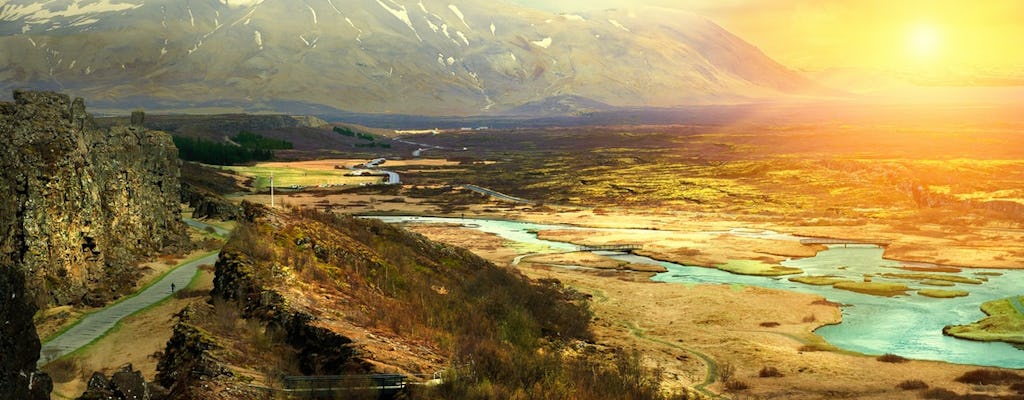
{"left": 279, "top": 374, "right": 408, "bottom": 399}
{"left": 799, "top": 238, "right": 892, "bottom": 247}
{"left": 577, "top": 244, "right": 644, "bottom": 253}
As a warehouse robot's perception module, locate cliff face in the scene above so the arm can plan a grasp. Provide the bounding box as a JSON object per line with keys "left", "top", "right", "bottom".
{"left": 0, "top": 90, "right": 188, "bottom": 306}
{"left": 0, "top": 265, "right": 51, "bottom": 400}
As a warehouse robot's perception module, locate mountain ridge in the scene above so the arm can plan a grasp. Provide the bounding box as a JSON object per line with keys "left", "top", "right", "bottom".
{"left": 1, "top": 0, "right": 829, "bottom": 116}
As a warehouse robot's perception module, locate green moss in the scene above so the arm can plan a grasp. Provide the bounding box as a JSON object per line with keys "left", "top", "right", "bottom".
{"left": 918, "top": 289, "right": 969, "bottom": 298}
{"left": 880, "top": 273, "right": 983, "bottom": 285}
{"left": 832, "top": 281, "right": 909, "bottom": 297}
{"left": 919, "top": 279, "right": 956, "bottom": 287}
{"left": 944, "top": 296, "right": 1024, "bottom": 344}
{"left": 716, "top": 260, "right": 803, "bottom": 276}
{"left": 789, "top": 276, "right": 849, "bottom": 286}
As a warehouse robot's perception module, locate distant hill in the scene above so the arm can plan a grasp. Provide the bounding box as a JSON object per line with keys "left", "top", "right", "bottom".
{"left": 1, "top": 0, "right": 828, "bottom": 116}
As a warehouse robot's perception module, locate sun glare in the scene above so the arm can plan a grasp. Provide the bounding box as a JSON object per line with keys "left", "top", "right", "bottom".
{"left": 908, "top": 23, "right": 942, "bottom": 60}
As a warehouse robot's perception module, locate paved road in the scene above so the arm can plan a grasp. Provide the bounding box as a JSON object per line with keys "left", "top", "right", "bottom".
{"left": 462, "top": 184, "right": 533, "bottom": 204}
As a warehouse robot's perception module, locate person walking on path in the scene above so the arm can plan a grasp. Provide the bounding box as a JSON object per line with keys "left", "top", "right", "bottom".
{"left": 170, "top": 282, "right": 176, "bottom": 293}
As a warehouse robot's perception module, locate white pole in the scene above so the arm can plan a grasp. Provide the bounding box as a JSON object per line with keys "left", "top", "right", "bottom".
{"left": 270, "top": 172, "right": 275, "bottom": 208}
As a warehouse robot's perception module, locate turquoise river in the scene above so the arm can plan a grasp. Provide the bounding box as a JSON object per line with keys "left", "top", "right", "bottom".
{"left": 372, "top": 216, "right": 1024, "bottom": 368}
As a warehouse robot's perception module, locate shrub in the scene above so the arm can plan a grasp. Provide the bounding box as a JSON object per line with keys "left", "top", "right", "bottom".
{"left": 897, "top": 379, "right": 929, "bottom": 390}
{"left": 877, "top": 353, "right": 909, "bottom": 363}
{"left": 921, "top": 387, "right": 958, "bottom": 399}
{"left": 1010, "top": 382, "right": 1024, "bottom": 394}
{"left": 759, "top": 321, "right": 780, "bottom": 327}
{"left": 759, "top": 366, "right": 783, "bottom": 377}
{"left": 955, "top": 369, "right": 1023, "bottom": 385}
{"left": 725, "top": 380, "right": 749, "bottom": 391}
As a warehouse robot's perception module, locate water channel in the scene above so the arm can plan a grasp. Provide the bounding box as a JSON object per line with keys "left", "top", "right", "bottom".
{"left": 372, "top": 216, "right": 1024, "bottom": 368}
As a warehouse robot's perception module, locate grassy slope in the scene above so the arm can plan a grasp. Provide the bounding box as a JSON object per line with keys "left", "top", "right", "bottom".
{"left": 194, "top": 207, "right": 696, "bottom": 399}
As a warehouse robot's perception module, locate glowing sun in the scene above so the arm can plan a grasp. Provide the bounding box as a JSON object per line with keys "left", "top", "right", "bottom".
{"left": 908, "top": 23, "right": 942, "bottom": 59}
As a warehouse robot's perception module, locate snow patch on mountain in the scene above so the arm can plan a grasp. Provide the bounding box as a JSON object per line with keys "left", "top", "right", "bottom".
{"left": 376, "top": 0, "right": 422, "bottom": 41}
{"left": 489, "top": 22, "right": 495, "bottom": 36}
{"left": 532, "top": 37, "right": 551, "bottom": 49}
{"left": 254, "top": 30, "right": 263, "bottom": 49}
{"left": 448, "top": 4, "right": 468, "bottom": 29}
{"left": 306, "top": 5, "right": 317, "bottom": 25}
{"left": 608, "top": 19, "right": 629, "bottom": 32}
{"left": 0, "top": 0, "right": 141, "bottom": 23}
{"left": 561, "top": 14, "right": 585, "bottom": 22}
{"left": 326, "top": 0, "right": 343, "bottom": 15}
{"left": 220, "top": 0, "right": 263, "bottom": 8}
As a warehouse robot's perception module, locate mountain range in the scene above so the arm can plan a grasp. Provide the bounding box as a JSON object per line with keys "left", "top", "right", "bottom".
{"left": 0, "top": 0, "right": 828, "bottom": 116}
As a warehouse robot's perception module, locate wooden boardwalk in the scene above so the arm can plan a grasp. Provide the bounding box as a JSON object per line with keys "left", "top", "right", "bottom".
{"left": 577, "top": 244, "right": 644, "bottom": 252}
{"left": 799, "top": 238, "right": 892, "bottom": 247}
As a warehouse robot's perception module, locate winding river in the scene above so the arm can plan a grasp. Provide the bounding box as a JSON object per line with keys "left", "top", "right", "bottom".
{"left": 372, "top": 216, "right": 1024, "bottom": 368}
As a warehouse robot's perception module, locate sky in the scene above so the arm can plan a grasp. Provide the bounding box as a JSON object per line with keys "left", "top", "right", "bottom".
{"left": 510, "top": 0, "right": 1024, "bottom": 84}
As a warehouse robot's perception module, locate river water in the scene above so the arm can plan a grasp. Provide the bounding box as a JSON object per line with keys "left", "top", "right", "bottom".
{"left": 372, "top": 216, "right": 1024, "bottom": 368}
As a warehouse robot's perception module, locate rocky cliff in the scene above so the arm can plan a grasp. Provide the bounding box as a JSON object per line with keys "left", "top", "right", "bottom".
{"left": 0, "top": 90, "right": 188, "bottom": 306}
{"left": 0, "top": 264, "right": 51, "bottom": 400}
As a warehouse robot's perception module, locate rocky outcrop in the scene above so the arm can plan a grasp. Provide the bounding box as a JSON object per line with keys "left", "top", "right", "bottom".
{"left": 77, "top": 364, "right": 160, "bottom": 400}
{"left": 0, "top": 264, "right": 51, "bottom": 400}
{"left": 0, "top": 90, "right": 189, "bottom": 306}
{"left": 181, "top": 183, "right": 240, "bottom": 221}
{"left": 210, "top": 251, "right": 369, "bottom": 375}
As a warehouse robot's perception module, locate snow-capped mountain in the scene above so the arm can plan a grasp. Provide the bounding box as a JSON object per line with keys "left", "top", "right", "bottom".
{"left": 0, "top": 0, "right": 826, "bottom": 115}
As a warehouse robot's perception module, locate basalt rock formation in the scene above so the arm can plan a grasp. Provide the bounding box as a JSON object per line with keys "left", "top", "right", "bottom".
{"left": 0, "top": 264, "right": 51, "bottom": 400}
{"left": 0, "top": 90, "right": 189, "bottom": 306}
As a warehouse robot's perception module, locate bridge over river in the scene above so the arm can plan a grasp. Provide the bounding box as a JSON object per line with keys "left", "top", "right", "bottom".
{"left": 577, "top": 244, "right": 644, "bottom": 252}
{"left": 799, "top": 238, "right": 892, "bottom": 247}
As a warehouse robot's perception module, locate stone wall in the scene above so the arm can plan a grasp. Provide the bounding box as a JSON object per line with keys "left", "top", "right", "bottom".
{"left": 0, "top": 90, "right": 188, "bottom": 306}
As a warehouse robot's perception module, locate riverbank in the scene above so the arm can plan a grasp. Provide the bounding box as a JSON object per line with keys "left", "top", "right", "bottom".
{"left": 398, "top": 219, "right": 1016, "bottom": 399}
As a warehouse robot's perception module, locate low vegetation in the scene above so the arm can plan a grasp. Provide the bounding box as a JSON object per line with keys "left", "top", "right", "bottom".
{"left": 918, "top": 289, "right": 970, "bottom": 298}
{"left": 896, "top": 379, "right": 928, "bottom": 390}
{"left": 954, "top": 369, "right": 1023, "bottom": 385}
{"left": 832, "top": 281, "right": 910, "bottom": 297}
{"left": 943, "top": 297, "right": 1024, "bottom": 344}
{"left": 877, "top": 353, "right": 910, "bottom": 363}
{"left": 715, "top": 260, "right": 802, "bottom": 276}
{"left": 211, "top": 207, "right": 695, "bottom": 399}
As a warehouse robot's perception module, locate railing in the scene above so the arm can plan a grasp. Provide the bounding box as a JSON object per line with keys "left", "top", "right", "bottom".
{"left": 279, "top": 374, "right": 407, "bottom": 399}
{"left": 577, "top": 244, "right": 644, "bottom": 252}
{"left": 799, "top": 238, "right": 891, "bottom": 246}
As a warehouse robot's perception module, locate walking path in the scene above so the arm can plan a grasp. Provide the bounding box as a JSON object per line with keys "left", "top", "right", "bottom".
{"left": 38, "top": 219, "right": 226, "bottom": 366}
{"left": 462, "top": 184, "right": 534, "bottom": 204}
{"left": 38, "top": 251, "right": 218, "bottom": 366}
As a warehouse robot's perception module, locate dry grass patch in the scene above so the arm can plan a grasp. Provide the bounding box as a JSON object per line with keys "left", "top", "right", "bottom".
{"left": 716, "top": 259, "right": 802, "bottom": 276}
{"left": 918, "top": 289, "right": 970, "bottom": 299}
{"left": 789, "top": 275, "right": 848, "bottom": 285}
{"left": 833, "top": 281, "right": 909, "bottom": 297}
